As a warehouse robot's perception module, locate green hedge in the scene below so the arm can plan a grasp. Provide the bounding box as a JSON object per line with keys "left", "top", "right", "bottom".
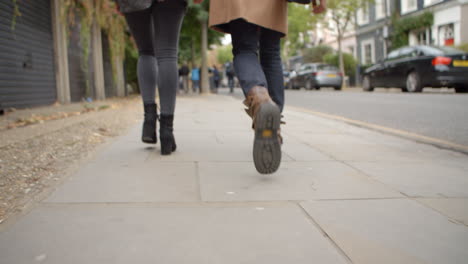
{"left": 323, "top": 52, "right": 357, "bottom": 76}
{"left": 391, "top": 12, "right": 434, "bottom": 49}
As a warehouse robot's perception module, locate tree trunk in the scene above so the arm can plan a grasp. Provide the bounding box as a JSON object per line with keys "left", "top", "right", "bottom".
{"left": 190, "top": 35, "right": 195, "bottom": 94}
{"left": 337, "top": 33, "right": 346, "bottom": 89}
{"left": 200, "top": 19, "right": 209, "bottom": 94}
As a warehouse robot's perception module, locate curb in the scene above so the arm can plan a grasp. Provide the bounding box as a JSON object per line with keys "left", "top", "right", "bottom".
{"left": 289, "top": 106, "right": 468, "bottom": 155}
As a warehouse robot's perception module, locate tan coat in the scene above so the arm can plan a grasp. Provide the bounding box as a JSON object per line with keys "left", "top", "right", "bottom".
{"left": 209, "top": 0, "right": 288, "bottom": 36}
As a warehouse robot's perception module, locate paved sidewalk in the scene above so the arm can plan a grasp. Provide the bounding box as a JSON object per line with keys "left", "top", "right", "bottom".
{"left": 1, "top": 94, "right": 468, "bottom": 264}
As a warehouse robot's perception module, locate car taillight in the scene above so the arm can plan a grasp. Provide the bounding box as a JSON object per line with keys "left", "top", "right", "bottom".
{"left": 432, "top": 56, "right": 452, "bottom": 66}
{"left": 337, "top": 72, "right": 343, "bottom": 76}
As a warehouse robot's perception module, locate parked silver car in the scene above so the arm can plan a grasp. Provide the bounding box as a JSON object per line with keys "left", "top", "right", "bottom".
{"left": 289, "top": 63, "right": 343, "bottom": 90}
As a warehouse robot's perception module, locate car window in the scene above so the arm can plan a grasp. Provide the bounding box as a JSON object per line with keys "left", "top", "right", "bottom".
{"left": 419, "top": 46, "right": 464, "bottom": 55}
{"left": 317, "top": 65, "right": 339, "bottom": 71}
{"left": 387, "top": 50, "right": 399, "bottom": 60}
{"left": 418, "top": 46, "right": 444, "bottom": 56}
{"left": 436, "top": 46, "right": 464, "bottom": 54}
{"left": 398, "top": 47, "right": 415, "bottom": 58}
{"left": 299, "top": 64, "right": 311, "bottom": 71}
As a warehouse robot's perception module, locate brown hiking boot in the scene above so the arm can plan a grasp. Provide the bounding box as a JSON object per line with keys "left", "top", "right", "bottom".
{"left": 243, "top": 86, "right": 282, "bottom": 174}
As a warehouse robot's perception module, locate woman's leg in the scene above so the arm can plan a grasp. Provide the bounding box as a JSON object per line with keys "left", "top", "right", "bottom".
{"left": 124, "top": 9, "right": 157, "bottom": 105}
{"left": 229, "top": 19, "right": 267, "bottom": 96}
{"left": 125, "top": 9, "right": 158, "bottom": 144}
{"left": 230, "top": 19, "right": 282, "bottom": 174}
{"left": 152, "top": 0, "right": 186, "bottom": 115}
{"left": 259, "top": 28, "right": 285, "bottom": 112}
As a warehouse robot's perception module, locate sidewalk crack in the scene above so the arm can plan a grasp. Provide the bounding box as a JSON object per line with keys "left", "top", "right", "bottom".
{"left": 295, "top": 202, "right": 354, "bottom": 264}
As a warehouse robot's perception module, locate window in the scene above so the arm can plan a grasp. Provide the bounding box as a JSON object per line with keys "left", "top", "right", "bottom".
{"left": 401, "top": 0, "right": 417, "bottom": 14}
{"left": 361, "top": 39, "right": 375, "bottom": 65}
{"left": 348, "top": 46, "right": 355, "bottom": 57}
{"left": 409, "top": 27, "right": 432, "bottom": 45}
{"left": 357, "top": 5, "right": 370, "bottom": 25}
{"left": 424, "top": 0, "right": 443, "bottom": 7}
{"left": 364, "top": 44, "right": 372, "bottom": 64}
{"left": 375, "top": 0, "right": 390, "bottom": 20}
{"left": 438, "top": 23, "right": 454, "bottom": 46}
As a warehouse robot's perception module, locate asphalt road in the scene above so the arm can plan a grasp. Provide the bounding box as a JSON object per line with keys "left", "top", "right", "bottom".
{"left": 219, "top": 87, "right": 468, "bottom": 147}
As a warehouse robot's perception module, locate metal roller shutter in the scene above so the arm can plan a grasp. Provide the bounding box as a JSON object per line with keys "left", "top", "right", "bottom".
{"left": 0, "top": 0, "right": 56, "bottom": 109}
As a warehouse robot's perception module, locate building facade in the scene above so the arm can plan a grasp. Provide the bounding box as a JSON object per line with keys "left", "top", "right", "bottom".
{"left": 356, "top": 0, "right": 468, "bottom": 68}
{"left": 356, "top": 0, "right": 394, "bottom": 66}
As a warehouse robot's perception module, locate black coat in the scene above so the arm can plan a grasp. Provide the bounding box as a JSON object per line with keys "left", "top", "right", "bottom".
{"left": 116, "top": 0, "right": 187, "bottom": 13}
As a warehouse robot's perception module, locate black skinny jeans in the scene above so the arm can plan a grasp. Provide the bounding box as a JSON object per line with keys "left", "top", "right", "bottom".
{"left": 230, "top": 19, "right": 285, "bottom": 111}
{"left": 124, "top": 0, "right": 186, "bottom": 115}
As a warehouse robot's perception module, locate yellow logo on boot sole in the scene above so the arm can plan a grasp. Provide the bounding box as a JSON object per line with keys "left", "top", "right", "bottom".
{"left": 262, "top": 129, "right": 273, "bottom": 138}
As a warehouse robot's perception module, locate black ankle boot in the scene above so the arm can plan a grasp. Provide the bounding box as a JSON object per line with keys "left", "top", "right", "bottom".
{"left": 142, "top": 103, "right": 158, "bottom": 144}
{"left": 159, "top": 114, "right": 177, "bottom": 155}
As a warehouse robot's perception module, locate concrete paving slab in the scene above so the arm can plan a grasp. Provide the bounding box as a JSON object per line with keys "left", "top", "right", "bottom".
{"left": 145, "top": 131, "right": 293, "bottom": 162}
{"left": 46, "top": 161, "right": 198, "bottom": 203}
{"left": 349, "top": 162, "right": 468, "bottom": 197}
{"left": 199, "top": 162, "right": 402, "bottom": 202}
{"left": 146, "top": 131, "right": 253, "bottom": 162}
{"left": 174, "top": 97, "right": 252, "bottom": 132}
{"left": 417, "top": 198, "right": 468, "bottom": 225}
{"left": 311, "top": 143, "right": 430, "bottom": 162}
{"left": 283, "top": 109, "right": 352, "bottom": 133}
{"left": 281, "top": 136, "right": 334, "bottom": 161}
{"left": 292, "top": 132, "right": 377, "bottom": 146}
{"left": 0, "top": 205, "right": 348, "bottom": 264}
{"left": 301, "top": 199, "right": 468, "bottom": 264}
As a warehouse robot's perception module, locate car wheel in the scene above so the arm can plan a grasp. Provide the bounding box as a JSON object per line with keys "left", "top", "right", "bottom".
{"left": 362, "top": 76, "right": 374, "bottom": 92}
{"left": 334, "top": 86, "right": 342, "bottom": 91}
{"left": 405, "top": 71, "right": 423, "bottom": 93}
{"left": 455, "top": 86, "right": 468, "bottom": 93}
{"left": 401, "top": 87, "right": 408, "bottom": 92}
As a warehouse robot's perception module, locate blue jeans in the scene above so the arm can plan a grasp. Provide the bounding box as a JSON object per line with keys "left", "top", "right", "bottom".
{"left": 229, "top": 19, "right": 285, "bottom": 111}
{"left": 192, "top": 80, "right": 200, "bottom": 92}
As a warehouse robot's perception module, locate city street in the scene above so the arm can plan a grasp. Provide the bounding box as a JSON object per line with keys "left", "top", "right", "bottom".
{"left": 1, "top": 94, "right": 468, "bottom": 264}
{"left": 223, "top": 87, "right": 468, "bottom": 149}
{"left": 2, "top": 0, "right": 468, "bottom": 263}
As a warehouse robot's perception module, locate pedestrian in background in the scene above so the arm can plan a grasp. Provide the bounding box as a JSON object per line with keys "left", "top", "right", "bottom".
{"left": 116, "top": 0, "right": 202, "bottom": 155}
{"left": 196, "top": 0, "right": 326, "bottom": 173}
{"left": 225, "top": 62, "right": 235, "bottom": 93}
{"left": 191, "top": 66, "right": 200, "bottom": 93}
{"left": 179, "top": 64, "right": 190, "bottom": 93}
{"left": 213, "top": 65, "right": 220, "bottom": 88}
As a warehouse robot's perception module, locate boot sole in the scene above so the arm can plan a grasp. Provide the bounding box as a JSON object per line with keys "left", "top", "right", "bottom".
{"left": 142, "top": 137, "right": 157, "bottom": 144}
{"left": 253, "top": 103, "right": 281, "bottom": 174}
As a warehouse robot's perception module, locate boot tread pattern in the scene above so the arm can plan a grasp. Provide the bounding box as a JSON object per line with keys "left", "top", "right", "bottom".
{"left": 253, "top": 103, "right": 281, "bottom": 174}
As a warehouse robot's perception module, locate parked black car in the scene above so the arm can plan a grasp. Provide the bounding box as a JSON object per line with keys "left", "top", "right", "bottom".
{"left": 362, "top": 45, "right": 468, "bottom": 93}
{"left": 289, "top": 63, "right": 343, "bottom": 90}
